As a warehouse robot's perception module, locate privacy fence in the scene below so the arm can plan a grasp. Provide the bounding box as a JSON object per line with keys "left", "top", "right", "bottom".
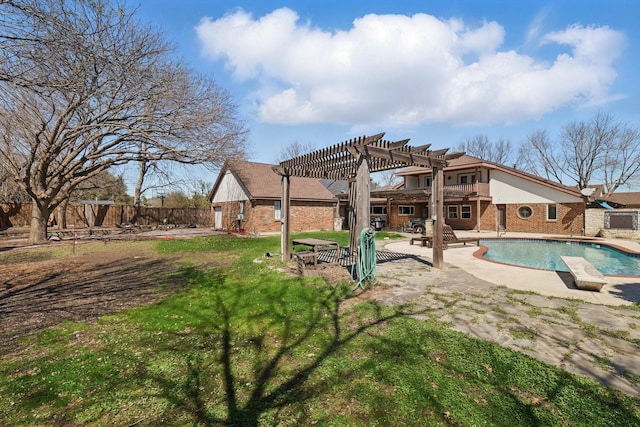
{"left": 0, "top": 203, "right": 211, "bottom": 229}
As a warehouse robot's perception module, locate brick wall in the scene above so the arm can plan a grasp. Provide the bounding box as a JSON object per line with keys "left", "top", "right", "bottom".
{"left": 502, "top": 202, "right": 584, "bottom": 235}
{"left": 445, "top": 201, "right": 493, "bottom": 231}
{"left": 386, "top": 200, "right": 494, "bottom": 232}
{"left": 213, "top": 199, "right": 335, "bottom": 233}
{"left": 386, "top": 201, "right": 426, "bottom": 232}
{"left": 383, "top": 200, "right": 583, "bottom": 235}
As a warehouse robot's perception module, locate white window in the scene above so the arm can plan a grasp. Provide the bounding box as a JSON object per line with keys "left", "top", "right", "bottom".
{"left": 274, "top": 200, "right": 281, "bottom": 220}
{"left": 461, "top": 205, "right": 472, "bottom": 219}
{"left": 448, "top": 205, "right": 458, "bottom": 219}
{"left": 398, "top": 205, "right": 414, "bottom": 215}
{"left": 547, "top": 204, "right": 557, "bottom": 221}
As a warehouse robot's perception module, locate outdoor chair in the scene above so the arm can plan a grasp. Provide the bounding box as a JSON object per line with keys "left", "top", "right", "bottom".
{"left": 441, "top": 225, "right": 480, "bottom": 249}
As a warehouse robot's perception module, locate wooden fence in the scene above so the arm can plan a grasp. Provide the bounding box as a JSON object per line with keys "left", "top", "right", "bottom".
{"left": 0, "top": 203, "right": 211, "bottom": 229}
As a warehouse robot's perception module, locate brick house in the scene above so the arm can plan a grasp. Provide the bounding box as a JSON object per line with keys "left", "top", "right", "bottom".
{"left": 374, "top": 155, "right": 586, "bottom": 235}
{"left": 208, "top": 160, "right": 338, "bottom": 233}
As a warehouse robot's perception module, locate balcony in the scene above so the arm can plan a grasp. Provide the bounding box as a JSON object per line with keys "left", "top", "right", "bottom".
{"left": 401, "top": 182, "right": 490, "bottom": 197}
{"left": 370, "top": 182, "right": 491, "bottom": 199}
{"left": 443, "top": 182, "right": 490, "bottom": 197}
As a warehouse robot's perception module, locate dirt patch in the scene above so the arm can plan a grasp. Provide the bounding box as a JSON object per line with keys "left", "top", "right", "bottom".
{"left": 0, "top": 242, "right": 183, "bottom": 352}
{"left": 0, "top": 234, "right": 398, "bottom": 354}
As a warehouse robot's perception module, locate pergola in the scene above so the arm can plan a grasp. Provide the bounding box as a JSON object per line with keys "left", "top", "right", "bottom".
{"left": 273, "top": 132, "right": 463, "bottom": 269}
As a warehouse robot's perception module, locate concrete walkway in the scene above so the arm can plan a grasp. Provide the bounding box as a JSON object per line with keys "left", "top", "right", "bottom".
{"left": 373, "top": 234, "right": 640, "bottom": 396}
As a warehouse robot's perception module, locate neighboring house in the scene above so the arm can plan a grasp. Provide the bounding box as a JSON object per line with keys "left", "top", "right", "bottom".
{"left": 375, "top": 155, "right": 586, "bottom": 235}
{"left": 584, "top": 190, "right": 640, "bottom": 239}
{"left": 604, "top": 192, "right": 640, "bottom": 209}
{"left": 208, "top": 160, "right": 338, "bottom": 233}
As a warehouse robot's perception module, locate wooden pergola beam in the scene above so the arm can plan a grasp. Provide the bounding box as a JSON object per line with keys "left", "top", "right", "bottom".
{"left": 277, "top": 132, "right": 457, "bottom": 270}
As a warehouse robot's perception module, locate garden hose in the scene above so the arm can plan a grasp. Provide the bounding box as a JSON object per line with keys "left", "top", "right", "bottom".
{"left": 352, "top": 227, "right": 377, "bottom": 290}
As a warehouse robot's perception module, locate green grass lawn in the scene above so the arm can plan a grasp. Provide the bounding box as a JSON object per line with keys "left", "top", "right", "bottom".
{"left": 1, "top": 232, "right": 639, "bottom": 426}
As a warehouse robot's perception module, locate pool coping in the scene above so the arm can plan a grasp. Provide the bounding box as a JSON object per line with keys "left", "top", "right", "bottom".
{"left": 383, "top": 233, "right": 640, "bottom": 306}
{"left": 472, "top": 237, "right": 640, "bottom": 279}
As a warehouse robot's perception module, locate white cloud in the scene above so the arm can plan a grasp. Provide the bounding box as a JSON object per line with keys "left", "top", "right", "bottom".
{"left": 196, "top": 8, "right": 625, "bottom": 128}
{"left": 525, "top": 7, "right": 551, "bottom": 46}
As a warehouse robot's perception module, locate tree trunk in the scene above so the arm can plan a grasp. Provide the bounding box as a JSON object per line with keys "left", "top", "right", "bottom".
{"left": 29, "top": 203, "right": 50, "bottom": 244}
{"left": 56, "top": 199, "right": 69, "bottom": 229}
{"left": 134, "top": 160, "right": 148, "bottom": 207}
{"left": 0, "top": 205, "right": 11, "bottom": 228}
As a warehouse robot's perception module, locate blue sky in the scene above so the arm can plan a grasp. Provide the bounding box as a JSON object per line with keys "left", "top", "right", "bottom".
{"left": 123, "top": 0, "right": 640, "bottom": 190}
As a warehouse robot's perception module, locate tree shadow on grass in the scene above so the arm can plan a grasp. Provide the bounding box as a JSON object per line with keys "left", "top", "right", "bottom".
{"left": 117, "top": 266, "right": 421, "bottom": 426}
{"left": 0, "top": 255, "right": 183, "bottom": 351}
{"left": 120, "top": 266, "right": 640, "bottom": 426}
{"left": 4, "top": 264, "right": 640, "bottom": 426}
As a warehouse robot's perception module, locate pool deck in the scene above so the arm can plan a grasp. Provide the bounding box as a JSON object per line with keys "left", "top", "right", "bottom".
{"left": 383, "top": 230, "right": 640, "bottom": 307}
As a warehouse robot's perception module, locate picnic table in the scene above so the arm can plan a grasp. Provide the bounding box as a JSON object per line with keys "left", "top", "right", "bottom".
{"left": 292, "top": 238, "right": 340, "bottom": 253}
{"left": 291, "top": 238, "right": 341, "bottom": 273}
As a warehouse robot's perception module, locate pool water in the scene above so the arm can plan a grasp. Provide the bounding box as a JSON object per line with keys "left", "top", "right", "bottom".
{"left": 480, "top": 239, "right": 640, "bottom": 276}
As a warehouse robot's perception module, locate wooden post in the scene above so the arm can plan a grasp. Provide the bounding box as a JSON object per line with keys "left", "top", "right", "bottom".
{"left": 432, "top": 164, "right": 444, "bottom": 269}
{"left": 280, "top": 173, "right": 291, "bottom": 262}
{"left": 475, "top": 167, "right": 481, "bottom": 232}
{"left": 348, "top": 177, "right": 357, "bottom": 255}
{"left": 386, "top": 197, "right": 392, "bottom": 230}
{"left": 355, "top": 154, "right": 371, "bottom": 251}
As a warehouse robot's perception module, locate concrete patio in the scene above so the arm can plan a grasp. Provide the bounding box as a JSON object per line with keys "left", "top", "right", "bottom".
{"left": 371, "top": 231, "right": 640, "bottom": 396}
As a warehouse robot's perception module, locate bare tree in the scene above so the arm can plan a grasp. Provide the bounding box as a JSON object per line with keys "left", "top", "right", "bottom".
{"left": 375, "top": 169, "right": 402, "bottom": 188}
{"left": 0, "top": 0, "right": 247, "bottom": 243}
{"left": 0, "top": 163, "right": 29, "bottom": 203}
{"left": 71, "top": 171, "right": 131, "bottom": 204}
{"left": 517, "top": 112, "right": 640, "bottom": 195}
{"left": 275, "top": 141, "right": 316, "bottom": 163}
{"left": 517, "top": 130, "right": 563, "bottom": 182}
{"left": 601, "top": 124, "right": 640, "bottom": 194}
{"left": 456, "top": 135, "right": 514, "bottom": 165}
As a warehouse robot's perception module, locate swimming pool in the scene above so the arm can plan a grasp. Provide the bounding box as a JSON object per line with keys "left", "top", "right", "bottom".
{"left": 479, "top": 239, "right": 640, "bottom": 276}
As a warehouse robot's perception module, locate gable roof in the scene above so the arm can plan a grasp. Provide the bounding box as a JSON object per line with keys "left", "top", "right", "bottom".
{"left": 395, "top": 154, "right": 583, "bottom": 198}
{"left": 209, "top": 160, "right": 336, "bottom": 202}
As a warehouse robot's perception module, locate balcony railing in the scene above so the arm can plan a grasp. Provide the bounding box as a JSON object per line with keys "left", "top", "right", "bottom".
{"left": 443, "top": 182, "right": 490, "bottom": 196}
{"left": 405, "top": 182, "right": 490, "bottom": 197}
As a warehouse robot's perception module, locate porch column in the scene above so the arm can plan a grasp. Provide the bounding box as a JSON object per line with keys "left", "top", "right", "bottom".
{"left": 280, "top": 173, "right": 290, "bottom": 262}
{"left": 475, "top": 167, "right": 481, "bottom": 231}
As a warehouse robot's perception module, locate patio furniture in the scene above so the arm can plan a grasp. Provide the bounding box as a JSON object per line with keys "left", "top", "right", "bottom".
{"left": 441, "top": 225, "right": 481, "bottom": 249}
{"left": 293, "top": 251, "right": 319, "bottom": 275}
{"left": 292, "top": 238, "right": 341, "bottom": 264}
{"left": 409, "top": 226, "right": 480, "bottom": 249}
{"left": 410, "top": 236, "right": 433, "bottom": 247}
